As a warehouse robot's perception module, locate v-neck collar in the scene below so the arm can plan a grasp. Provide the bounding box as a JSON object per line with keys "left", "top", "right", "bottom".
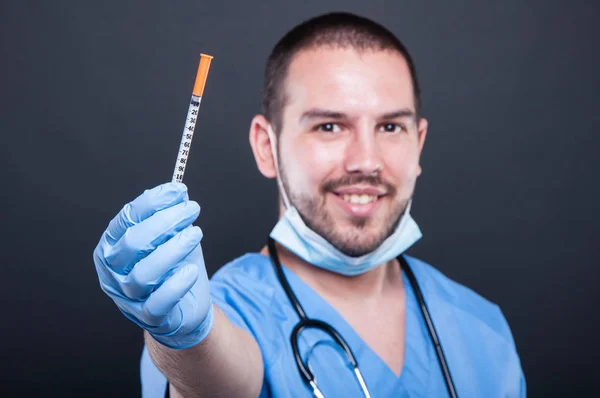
{"left": 275, "top": 260, "right": 434, "bottom": 398}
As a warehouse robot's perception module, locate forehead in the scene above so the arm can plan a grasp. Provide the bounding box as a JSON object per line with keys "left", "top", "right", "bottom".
{"left": 283, "top": 47, "right": 415, "bottom": 117}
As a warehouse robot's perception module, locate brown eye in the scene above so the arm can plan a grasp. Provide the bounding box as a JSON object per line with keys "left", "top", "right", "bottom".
{"left": 379, "top": 123, "right": 404, "bottom": 133}
{"left": 316, "top": 123, "right": 341, "bottom": 133}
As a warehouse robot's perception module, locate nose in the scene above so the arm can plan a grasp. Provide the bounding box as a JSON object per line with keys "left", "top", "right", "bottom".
{"left": 344, "top": 127, "right": 383, "bottom": 175}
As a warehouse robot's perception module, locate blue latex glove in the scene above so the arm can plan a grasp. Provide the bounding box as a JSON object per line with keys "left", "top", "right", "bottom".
{"left": 93, "top": 182, "right": 214, "bottom": 349}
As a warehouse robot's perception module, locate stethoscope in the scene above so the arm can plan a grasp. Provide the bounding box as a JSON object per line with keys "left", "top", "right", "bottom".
{"left": 267, "top": 237, "right": 458, "bottom": 398}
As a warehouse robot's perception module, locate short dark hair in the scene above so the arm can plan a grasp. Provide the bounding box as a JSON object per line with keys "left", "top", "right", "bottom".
{"left": 261, "top": 12, "right": 421, "bottom": 133}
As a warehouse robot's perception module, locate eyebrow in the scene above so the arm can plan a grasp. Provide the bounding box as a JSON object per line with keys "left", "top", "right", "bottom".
{"left": 299, "top": 108, "right": 348, "bottom": 123}
{"left": 380, "top": 108, "right": 416, "bottom": 120}
{"left": 299, "top": 107, "right": 416, "bottom": 123}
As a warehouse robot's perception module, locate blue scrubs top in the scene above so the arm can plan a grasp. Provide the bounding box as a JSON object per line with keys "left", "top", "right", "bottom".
{"left": 141, "top": 253, "right": 526, "bottom": 397}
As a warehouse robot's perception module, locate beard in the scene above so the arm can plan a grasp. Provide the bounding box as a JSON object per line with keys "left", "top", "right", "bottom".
{"left": 279, "top": 163, "right": 409, "bottom": 257}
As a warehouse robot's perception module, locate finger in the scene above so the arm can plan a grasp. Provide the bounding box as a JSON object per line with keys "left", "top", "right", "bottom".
{"left": 105, "top": 182, "right": 188, "bottom": 245}
{"left": 122, "top": 226, "right": 203, "bottom": 299}
{"left": 142, "top": 263, "right": 200, "bottom": 327}
{"left": 106, "top": 200, "right": 200, "bottom": 274}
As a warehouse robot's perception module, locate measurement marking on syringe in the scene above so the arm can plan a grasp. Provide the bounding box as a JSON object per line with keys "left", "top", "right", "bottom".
{"left": 172, "top": 53, "right": 213, "bottom": 183}
{"left": 173, "top": 97, "right": 202, "bottom": 183}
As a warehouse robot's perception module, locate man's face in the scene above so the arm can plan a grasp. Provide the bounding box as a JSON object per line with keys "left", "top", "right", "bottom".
{"left": 276, "top": 47, "right": 427, "bottom": 257}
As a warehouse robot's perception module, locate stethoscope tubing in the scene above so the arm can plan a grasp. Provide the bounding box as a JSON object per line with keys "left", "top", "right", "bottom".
{"left": 267, "top": 237, "right": 458, "bottom": 398}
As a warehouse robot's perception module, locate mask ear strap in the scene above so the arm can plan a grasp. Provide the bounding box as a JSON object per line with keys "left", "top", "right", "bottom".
{"left": 267, "top": 125, "right": 291, "bottom": 209}
{"left": 404, "top": 199, "right": 413, "bottom": 215}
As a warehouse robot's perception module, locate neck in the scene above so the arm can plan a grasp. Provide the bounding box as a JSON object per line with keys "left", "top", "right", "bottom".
{"left": 261, "top": 242, "right": 403, "bottom": 303}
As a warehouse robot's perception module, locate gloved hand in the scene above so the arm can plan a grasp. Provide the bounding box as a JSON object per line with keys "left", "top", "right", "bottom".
{"left": 93, "top": 182, "right": 213, "bottom": 349}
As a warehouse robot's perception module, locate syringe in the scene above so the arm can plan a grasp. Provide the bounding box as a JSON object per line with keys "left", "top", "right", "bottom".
{"left": 172, "top": 53, "right": 214, "bottom": 183}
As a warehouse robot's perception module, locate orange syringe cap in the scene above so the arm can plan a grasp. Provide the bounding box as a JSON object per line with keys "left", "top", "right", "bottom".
{"left": 192, "top": 53, "right": 213, "bottom": 97}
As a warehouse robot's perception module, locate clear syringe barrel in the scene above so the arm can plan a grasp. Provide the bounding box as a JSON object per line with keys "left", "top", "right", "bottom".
{"left": 172, "top": 95, "right": 201, "bottom": 183}
{"left": 172, "top": 53, "right": 213, "bottom": 183}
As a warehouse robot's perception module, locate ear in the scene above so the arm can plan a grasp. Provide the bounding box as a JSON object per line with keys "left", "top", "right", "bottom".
{"left": 249, "top": 114, "right": 277, "bottom": 179}
{"left": 416, "top": 117, "right": 428, "bottom": 177}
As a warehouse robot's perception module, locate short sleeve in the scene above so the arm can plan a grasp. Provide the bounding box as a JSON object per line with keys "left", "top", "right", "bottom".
{"left": 496, "top": 306, "right": 527, "bottom": 397}
{"left": 209, "top": 275, "right": 257, "bottom": 334}
{"left": 209, "top": 260, "right": 280, "bottom": 398}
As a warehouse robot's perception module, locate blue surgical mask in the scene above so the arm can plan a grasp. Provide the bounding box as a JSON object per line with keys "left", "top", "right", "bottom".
{"left": 266, "top": 126, "right": 422, "bottom": 276}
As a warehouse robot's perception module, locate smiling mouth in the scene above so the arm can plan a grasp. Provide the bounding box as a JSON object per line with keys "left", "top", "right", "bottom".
{"left": 327, "top": 184, "right": 389, "bottom": 218}
{"left": 330, "top": 192, "right": 383, "bottom": 219}
{"left": 341, "top": 193, "right": 378, "bottom": 204}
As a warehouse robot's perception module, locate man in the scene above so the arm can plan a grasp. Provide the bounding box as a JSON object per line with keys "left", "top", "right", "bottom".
{"left": 94, "top": 12, "right": 526, "bottom": 397}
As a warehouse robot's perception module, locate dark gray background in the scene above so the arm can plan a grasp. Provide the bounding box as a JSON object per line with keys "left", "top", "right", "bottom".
{"left": 1, "top": 1, "right": 598, "bottom": 397}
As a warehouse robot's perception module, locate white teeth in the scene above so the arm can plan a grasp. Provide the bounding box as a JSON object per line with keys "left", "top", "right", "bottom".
{"left": 342, "top": 194, "right": 377, "bottom": 204}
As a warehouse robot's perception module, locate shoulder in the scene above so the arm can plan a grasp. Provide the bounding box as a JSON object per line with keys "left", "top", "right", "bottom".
{"left": 405, "top": 255, "right": 516, "bottom": 347}
{"left": 210, "top": 252, "right": 276, "bottom": 291}
{"left": 209, "top": 253, "right": 278, "bottom": 330}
